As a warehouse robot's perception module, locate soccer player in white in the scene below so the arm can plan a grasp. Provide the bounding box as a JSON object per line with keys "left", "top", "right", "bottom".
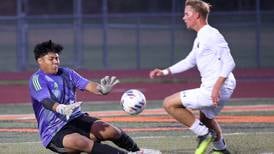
{"left": 149, "top": 0, "right": 236, "bottom": 154}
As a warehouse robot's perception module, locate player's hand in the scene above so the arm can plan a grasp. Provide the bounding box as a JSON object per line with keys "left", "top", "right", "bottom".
{"left": 56, "top": 102, "right": 82, "bottom": 120}
{"left": 212, "top": 77, "right": 226, "bottom": 106}
{"left": 97, "top": 76, "right": 120, "bottom": 95}
{"left": 149, "top": 68, "right": 164, "bottom": 79}
{"left": 211, "top": 88, "right": 220, "bottom": 106}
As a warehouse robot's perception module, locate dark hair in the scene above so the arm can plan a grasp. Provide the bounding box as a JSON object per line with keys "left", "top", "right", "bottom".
{"left": 33, "top": 40, "right": 63, "bottom": 60}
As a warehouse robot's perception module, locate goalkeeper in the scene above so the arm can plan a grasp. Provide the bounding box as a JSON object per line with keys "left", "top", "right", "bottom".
{"left": 29, "top": 40, "right": 160, "bottom": 154}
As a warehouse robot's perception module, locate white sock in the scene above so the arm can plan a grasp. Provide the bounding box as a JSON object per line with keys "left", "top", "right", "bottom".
{"left": 189, "top": 119, "right": 208, "bottom": 136}
{"left": 213, "top": 137, "right": 226, "bottom": 150}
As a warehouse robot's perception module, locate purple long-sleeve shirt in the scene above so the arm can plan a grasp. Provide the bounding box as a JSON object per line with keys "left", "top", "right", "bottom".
{"left": 29, "top": 67, "right": 89, "bottom": 147}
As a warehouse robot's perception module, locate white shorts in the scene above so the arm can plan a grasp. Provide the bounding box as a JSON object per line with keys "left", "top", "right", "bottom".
{"left": 180, "top": 87, "right": 234, "bottom": 119}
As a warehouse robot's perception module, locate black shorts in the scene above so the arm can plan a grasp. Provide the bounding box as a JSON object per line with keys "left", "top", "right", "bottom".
{"left": 47, "top": 113, "right": 99, "bottom": 153}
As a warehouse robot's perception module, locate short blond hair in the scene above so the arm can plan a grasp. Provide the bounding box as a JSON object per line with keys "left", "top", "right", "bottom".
{"left": 185, "top": 0, "right": 211, "bottom": 20}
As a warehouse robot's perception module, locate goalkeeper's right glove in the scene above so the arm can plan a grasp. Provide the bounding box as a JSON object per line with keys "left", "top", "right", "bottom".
{"left": 56, "top": 102, "right": 82, "bottom": 120}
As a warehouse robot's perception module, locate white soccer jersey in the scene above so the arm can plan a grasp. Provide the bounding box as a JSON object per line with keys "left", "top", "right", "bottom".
{"left": 169, "top": 25, "right": 236, "bottom": 90}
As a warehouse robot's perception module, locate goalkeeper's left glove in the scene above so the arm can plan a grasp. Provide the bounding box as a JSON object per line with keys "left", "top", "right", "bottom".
{"left": 97, "top": 76, "right": 120, "bottom": 95}
{"left": 56, "top": 102, "right": 82, "bottom": 120}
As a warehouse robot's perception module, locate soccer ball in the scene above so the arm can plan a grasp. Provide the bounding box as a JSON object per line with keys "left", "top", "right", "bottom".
{"left": 120, "top": 89, "right": 146, "bottom": 115}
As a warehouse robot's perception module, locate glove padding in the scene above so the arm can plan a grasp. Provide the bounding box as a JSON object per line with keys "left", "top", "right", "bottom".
{"left": 56, "top": 101, "right": 82, "bottom": 120}
{"left": 97, "top": 76, "right": 120, "bottom": 95}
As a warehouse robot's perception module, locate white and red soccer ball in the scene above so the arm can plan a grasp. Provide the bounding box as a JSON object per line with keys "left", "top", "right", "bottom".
{"left": 120, "top": 89, "right": 146, "bottom": 115}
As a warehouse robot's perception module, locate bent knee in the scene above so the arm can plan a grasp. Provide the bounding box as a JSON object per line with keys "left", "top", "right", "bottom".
{"left": 163, "top": 97, "right": 175, "bottom": 111}
{"left": 92, "top": 121, "right": 121, "bottom": 140}
{"left": 163, "top": 95, "right": 183, "bottom": 111}
{"left": 163, "top": 97, "right": 170, "bottom": 110}
{"left": 63, "top": 133, "right": 93, "bottom": 151}
{"left": 74, "top": 138, "right": 91, "bottom": 148}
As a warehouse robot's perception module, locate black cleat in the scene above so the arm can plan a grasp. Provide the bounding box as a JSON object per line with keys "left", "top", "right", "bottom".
{"left": 209, "top": 148, "right": 231, "bottom": 154}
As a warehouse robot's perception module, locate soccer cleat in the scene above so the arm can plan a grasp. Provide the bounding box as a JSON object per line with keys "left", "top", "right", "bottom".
{"left": 128, "top": 148, "right": 162, "bottom": 154}
{"left": 209, "top": 148, "right": 231, "bottom": 154}
{"left": 195, "top": 130, "right": 216, "bottom": 154}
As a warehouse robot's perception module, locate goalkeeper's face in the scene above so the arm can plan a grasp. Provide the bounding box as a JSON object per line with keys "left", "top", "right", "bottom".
{"left": 38, "top": 52, "right": 60, "bottom": 74}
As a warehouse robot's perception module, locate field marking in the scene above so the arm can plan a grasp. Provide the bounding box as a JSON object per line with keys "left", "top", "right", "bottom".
{"left": 134, "top": 131, "right": 274, "bottom": 139}
{"left": 0, "top": 127, "right": 188, "bottom": 133}
{"left": 1, "top": 131, "right": 274, "bottom": 145}
{"left": 1, "top": 104, "right": 274, "bottom": 133}
{"left": 1, "top": 104, "right": 274, "bottom": 121}
{"left": 2, "top": 114, "right": 274, "bottom": 123}
{"left": 1, "top": 117, "right": 274, "bottom": 133}
{"left": 100, "top": 115, "right": 274, "bottom": 123}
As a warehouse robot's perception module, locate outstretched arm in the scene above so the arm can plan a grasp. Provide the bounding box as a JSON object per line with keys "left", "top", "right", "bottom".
{"left": 149, "top": 68, "right": 171, "bottom": 79}
{"left": 149, "top": 50, "right": 196, "bottom": 79}
{"left": 85, "top": 76, "right": 120, "bottom": 95}
{"left": 85, "top": 81, "right": 102, "bottom": 94}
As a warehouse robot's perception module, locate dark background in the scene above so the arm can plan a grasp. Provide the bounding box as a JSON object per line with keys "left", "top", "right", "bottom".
{"left": 0, "top": 0, "right": 273, "bottom": 16}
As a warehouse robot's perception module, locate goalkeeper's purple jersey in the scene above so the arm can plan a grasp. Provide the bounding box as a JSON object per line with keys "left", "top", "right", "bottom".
{"left": 29, "top": 67, "right": 89, "bottom": 147}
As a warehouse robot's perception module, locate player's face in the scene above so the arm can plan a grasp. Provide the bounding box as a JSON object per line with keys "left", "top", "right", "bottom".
{"left": 183, "top": 6, "right": 199, "bottom": 30}
{"left": 38, "top": 52, "right": 60, "bottom": 74}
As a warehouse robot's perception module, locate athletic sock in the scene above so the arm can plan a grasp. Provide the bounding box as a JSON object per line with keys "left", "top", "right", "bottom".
{"left": 112, "top": 132, "right": 140, "bottom": 152}
{"left": 91, "top": 142, "right": 127, "bottom": 154}
{"left": 213, "top": 137, "right": 226, "bottom": 150}
{"left": 189, "top": 119, "right": 209, "bottom": 136}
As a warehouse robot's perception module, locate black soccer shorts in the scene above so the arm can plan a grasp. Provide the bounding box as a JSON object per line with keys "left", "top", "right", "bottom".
{"left": 47, "top": 113, "right": 99, "bottom": 153}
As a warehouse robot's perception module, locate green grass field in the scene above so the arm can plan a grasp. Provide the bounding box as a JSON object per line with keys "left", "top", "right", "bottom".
{"left": 0, "top": 99, "right": 274, "bottom": 154}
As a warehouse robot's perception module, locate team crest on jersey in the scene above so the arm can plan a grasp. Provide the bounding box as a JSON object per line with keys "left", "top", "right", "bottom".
{"left": 182, "top": 91, "right": 186, "bottom": 97}
{"left": 52, "top": 82, "right": 60, "bottom": 98}
{"left": 53, "top": 82, "right": 58, "bottom": 89}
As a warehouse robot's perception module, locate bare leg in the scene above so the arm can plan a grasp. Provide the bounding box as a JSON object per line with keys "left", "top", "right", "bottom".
{"left": 91, "top": 120, "right": 139, "bottom": 152}
{"left": 91, "top": 120, "right": 121, "bottom": 141}
{"left": 163, "top": 92, "right": 195, "bottom": 127}
{"left": 62, "top": 131, "right": 127, "bottom": 153}
{"left": 63, "top": 133, "right": 94, "bottom": 152}
{"left": 199, "top": 111, "right": 222, "bottom": 141}
{"left": 163, "top": 92, "right": 216, "bottom": 153}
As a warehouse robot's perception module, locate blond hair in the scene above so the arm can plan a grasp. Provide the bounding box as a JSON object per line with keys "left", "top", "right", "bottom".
{"left": 185, "top": 0, "right": 211, "bottom": 20}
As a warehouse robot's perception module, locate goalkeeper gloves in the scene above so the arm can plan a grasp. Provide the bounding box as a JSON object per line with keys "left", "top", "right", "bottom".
{"left": 56, "top": 101, "right": 82, "bottom": 120}
{"left": 97, "top": 76, "right": 120, "bottom": 95}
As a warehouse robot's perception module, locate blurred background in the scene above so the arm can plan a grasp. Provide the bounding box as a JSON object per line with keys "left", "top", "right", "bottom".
{"left": 0, "top": 0, "right": 273, "bottom": 72}
{"left": 0, "top": 1, "right": 274, "bottom": 153}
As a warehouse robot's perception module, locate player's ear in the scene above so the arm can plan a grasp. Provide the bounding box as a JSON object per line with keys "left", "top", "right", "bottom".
{"left": 37, "top": 58, "right": 43, "bottom": 64}
{"left": 195, "top": 12, "right": 200, "bottom": 19}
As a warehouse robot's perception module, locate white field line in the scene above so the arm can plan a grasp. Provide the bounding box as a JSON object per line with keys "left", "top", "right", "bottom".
{"left": 1, "top": 131, "right": 274, "bottom": 145}
{"left": 134, "top": 131, "right": 274, "bottom": 139}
